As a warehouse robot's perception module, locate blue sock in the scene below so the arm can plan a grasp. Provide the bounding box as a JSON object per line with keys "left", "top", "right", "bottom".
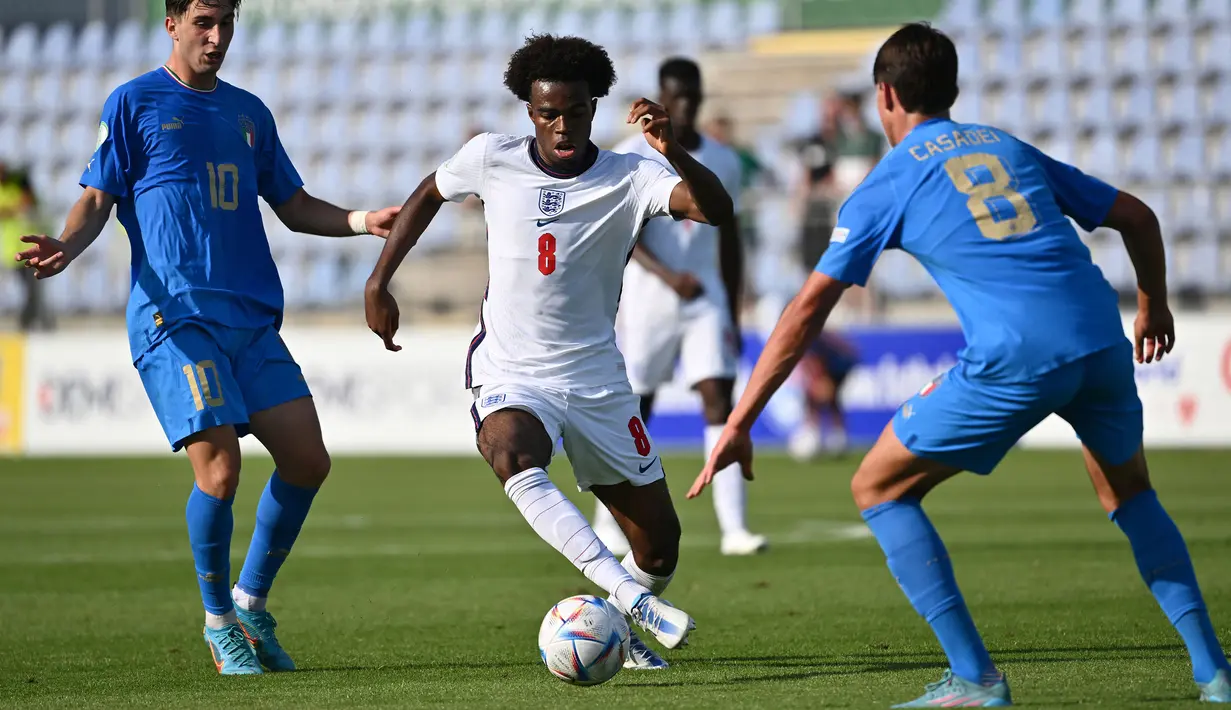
{"left": 863, "top": 499, "right": 998, "bottom": 685}
{"left": 1111, "top": 489, "right": 1230, "bottom": 683}
{"left": 236, "top": 471, "right": 318, "bottom": 598}
{"left": 185, "top": 485, "right": 235, "bottom": 616}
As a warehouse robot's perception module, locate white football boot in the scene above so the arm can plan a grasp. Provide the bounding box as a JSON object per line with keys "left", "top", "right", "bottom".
{"left": 623, "top": 628, "right": 670, "bottom": 670}
{"left": 629, "top": 595, "right": 694, "bottom": 650}
{"left": 721, "top": 530, "right": 769, "bottom": 556}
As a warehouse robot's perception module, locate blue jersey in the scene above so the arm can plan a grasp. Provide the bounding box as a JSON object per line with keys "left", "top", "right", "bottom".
{"left": 81, "top": 67, "right": 303, "bottom": 361}
{"left": 818, "top": 118, "right": 1125, "bottom": 380}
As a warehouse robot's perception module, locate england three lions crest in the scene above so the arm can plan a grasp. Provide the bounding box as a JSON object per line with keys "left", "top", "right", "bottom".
{"left": 539, "top": 189, "right": 566, "bottom": 217}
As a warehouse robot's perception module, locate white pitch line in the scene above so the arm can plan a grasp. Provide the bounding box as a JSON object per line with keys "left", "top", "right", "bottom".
{"left": 0, "top": 519, "right": 871, "bottom": 566}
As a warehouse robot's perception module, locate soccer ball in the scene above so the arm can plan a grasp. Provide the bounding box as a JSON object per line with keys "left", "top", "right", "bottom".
{"left": 537, "top": 595, "right": 630, "bottom": 686}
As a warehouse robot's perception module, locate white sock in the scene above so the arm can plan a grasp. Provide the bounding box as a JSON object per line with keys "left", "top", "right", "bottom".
{"left": 608, "top": 553, "right": 674, "bottom": 615}
{"left": 505, "top": 468, "right": 649, "bottom": 612}
{"left": 232, "top": 585, "right": 266, "bottom": 612}
{"left": 204, "top": 609, "right": 237, "bottom": 630}
{"left": 706, "top": 425, "right": 748, "bottom": 536}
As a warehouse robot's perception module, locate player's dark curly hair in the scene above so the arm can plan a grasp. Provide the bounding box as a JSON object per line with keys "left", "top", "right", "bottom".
{"left": 503, "top": 34, "right": 617, "bottom": 102}
{"left": 872, "top": 22, "right": 958, "bottom": 115}
{"left": 166, "top": 0, "right": 240, "bottom": 17}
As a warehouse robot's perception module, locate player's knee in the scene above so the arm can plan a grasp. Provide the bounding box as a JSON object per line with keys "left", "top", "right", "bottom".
{"left": 195, "top": 458, "right": 241, "bottom": 500}
{"left": 850, "top": 466, "right": 892, "bottom": 510}
{"left": 281, "top": 448, "right": 331, "bottom": 488}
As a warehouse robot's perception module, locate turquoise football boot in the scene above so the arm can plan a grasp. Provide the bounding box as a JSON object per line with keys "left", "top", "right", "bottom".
{"left": 236, "top": 607, "right": 296, "bottom": 672}
{"left": 892, "top": 669, "right": 1012, "bottom": 707}
{"left": 202, "top": 623, "right": 263, "bottom": 675}
{"left": 1200, "top": 669, "right": 1231, "bottom": 702}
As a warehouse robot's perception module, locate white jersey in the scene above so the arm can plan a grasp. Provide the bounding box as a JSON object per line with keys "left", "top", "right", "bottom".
{"left": 435, "top": 132, "right": 682, "bottom": 390}
{"left": 613, "top": 133, "right": 743, "bottom": 298}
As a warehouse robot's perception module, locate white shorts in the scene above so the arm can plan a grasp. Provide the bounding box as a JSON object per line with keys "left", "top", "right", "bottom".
{"left": 620, "top": 301, "right": 739, "bottom": 395}
{"left": 470, "top": 381, "right": 664, "bottom": 492}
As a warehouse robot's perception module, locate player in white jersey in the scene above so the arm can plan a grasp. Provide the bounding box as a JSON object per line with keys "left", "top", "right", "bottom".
{"left": 364, "top": 35, "right": 735, "bottom": 671}
{"left": 597, "top": 58, "right": 767, "bottom": 558}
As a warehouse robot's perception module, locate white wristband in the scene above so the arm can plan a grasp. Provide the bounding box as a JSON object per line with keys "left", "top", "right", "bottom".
{"left": 348, "top": 210, "right": 370, "bottom": 235}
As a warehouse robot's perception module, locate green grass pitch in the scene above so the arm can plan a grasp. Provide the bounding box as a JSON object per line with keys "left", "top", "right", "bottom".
{"left": 1, "top": 449, "right": 1229, "bottom": 708}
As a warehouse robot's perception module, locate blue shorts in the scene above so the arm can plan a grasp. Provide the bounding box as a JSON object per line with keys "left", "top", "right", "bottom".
{"left": 135, "top": 323, "right": 311, "bottom": 450}
{"left": 892, "top": 341, "right": 1143, "bottom": 474}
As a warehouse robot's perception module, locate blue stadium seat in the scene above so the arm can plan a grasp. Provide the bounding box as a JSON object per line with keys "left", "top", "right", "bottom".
{"left": 0, "top": 73, "right": 33, "bottom": 119}
{"left": 1027, "top": 29, "right": 1066, "bottom": 83}
{"left": 706, "top": 0, "right": 746, "bottom": 49}
{"left": 991, "top": 83, "right": 1027, "bottom": 133}
{"left": 477, "top": 8, "right": 514, "bottom": 57}
{"left": 1116, "top": 81, "right": 1157, "bottom": 132}
{"left": 1156, "top": 25, "right": 1195, "bottom": 77}
{"left": 952, "top": 82, "right": 983, "bottom": 122}
{"left": 1199, "top": 26, "right": 1231, "bottom": 76}
{"left": 1213, "top": 133, "right": 1231, "bottom": 180}
{"left": 1208, "top": 76, "right": 1231, "bottom": 127}
{"left": 1153, "top": 0, "right": 1193, "bottom": 28}
{"left": 1032, "top": 83, "right": 1070, "bottom": 133}
{"left": 553, "top": 8, "right": 589, "bottom": 41}
{"left": 984, "top": 0, "right": 1025, "bottom": 35}
{"left": 359, "top": 60, "right": 396, "bottom": 109}
{"left": 629, "top": 7, "right": 665, "bottom": 51}
{"left": 1111, "top": 28, "right": 1150, "bottom": 81}
{"left": 146, "top": 24, "right": 170, "bottom": 65}
{"left": 621, "top": 53, "right": 661, "bottom": 100}
{"left": 252, "top": 21, "right": 286, "bottom": 62}
{"left": 403, "top": 13, "right": 436, "bottom": 58}
{"left": 326, "top": 20, "right": 364, "bottom": 63}
{"left": 1171, "top": 185, "right": 1213, "bottom": 235}
{"left": 956, "top": 40, "right": 982, "bottom": 84}
{"left": 1086, "top": 131, "right": 1119, "bottom": 178}
{"left": 1175, "top": 237, "right": 1219, "bottom": 291}
{"left": 1170, "top": 131, "right": 1206, "bottom": 181}
{"left": 438, "top": 10, "right": 472, "bottom": 57}
{"left": 1109, "top": 0, "right": 1149, "bottom": 30}
{"left": 77, "top": 21, "right": 108, "bottom": 68}
{"left": 1068, "top": 27, "right": 1109, "bottom": 82}
{"left": 746, "top": 0, "right": 780, "bottom": 37}
{"left": 110, "top": 19, "right": 144, "bottom": 68}
{"left": 591, "top": 8, "right": 628, "bottom": 54}
{"left": 1089, "top": 233, "right": 1136, "bottom": 291}
{"left": 1161, "top": 79, "right": 1200, "bottom": 130}
{"left": 1026, "top": 0, "right": 1065, "bottom": 33}
{"left": 938, "top": 0, "right": 980, "bottom": 37}
{"left": 290, "top": 21, "right": 324, "bottom": 62}
{"left": 365, "top": 18, "right": 405, "bottom": 58}
{"left": 1124, "top": 132, "right": 1162, "bottom": 182}
{"left": 1069, "top": 0, "right": 1108, "bottom": 32}
{"left": 667, "top": 2, "right": 704, "bottom": 54}
{"left": 985, "top": 33, "right": 1024, "bottom": 85}
{"left": 1074, "top": 82, "right": 1112, "bottom": 129}
{"left": 1196, "top": 0, "right": 1231, "bottom": 26}
{"left": 4, "top": 23, "right": 39, "bottom": 73}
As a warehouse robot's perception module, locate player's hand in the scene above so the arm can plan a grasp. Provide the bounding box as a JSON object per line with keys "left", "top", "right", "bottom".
{"left": 364, "top": 281, "right": 402, "bottom": 352}
{"left": 15, "top": 234, "right": 73, "bottom": 279}
{"left": 627, "top": 99, "right": 676, "bottom": 156}
{"left": 1134, "top": 298, "right": 1175, "bottom": 364}
{"left": 687, "top": 424, "right": 754, "bottom": 499}
{"left": 670, "top": 272, "right": 704, "bottom": 300}
{"left": 366, "top": 206, "right": 401, "bottom": 239}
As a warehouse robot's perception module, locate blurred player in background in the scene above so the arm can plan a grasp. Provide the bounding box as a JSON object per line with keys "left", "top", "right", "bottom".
{"left": 693, "top": 22, "right": 1230, "bottom": 706}
{"left": 786, "top": 331, "right": 857, "bottom": 461}
{"left": 597, "top": 58, "right": 766, "bottom": 558}
{"left": 16, "top": 0, "right": 399, "bottom": 675}
{"left": 365, "top": 35, "right": 735, "bottom": 672}
{"left": 1, "top": 162, "right": 52, "bottom": 331}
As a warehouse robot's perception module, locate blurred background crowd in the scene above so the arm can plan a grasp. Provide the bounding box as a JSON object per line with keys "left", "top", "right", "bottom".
{"left": 2, "top": 0, "right": 1230, "bottom": 333}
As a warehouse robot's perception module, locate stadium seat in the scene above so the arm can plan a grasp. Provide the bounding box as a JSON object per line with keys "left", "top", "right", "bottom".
{"left": 1170, "top": 131, "right": 1207, "bottom": 182}
{"left": 746, "top": 0, "right": 780, "bottom": 37}
{"left": 1068, "top": 0, "right": 1108, "bottom": 32}
{"left": 1161, "top": 79, "right": 1200, "bottom": 130}
{"left": 290, "top": 21, "right": 324, "bottom": 63}
{"left": 1116, "top": 81, "right": 1157, "bottom": 132}
{"left": 1026, "top": 0, "right": 1065, "bottom": 33}
{"left": 0, "top": 73, "right": 33, "bottom": 120}
{"left": 1153, "top": 0, "right": 1194, "bottom": 28}
{"left": 76, "top": 21, "right": 109, "bottom": 68}
{"left": 666, "top": 2, "right": 704, "bottom": 55}
{"left": 1170, "top": 185, "right": 1213, "bottom": 236}
{"left": 438, "top": 9, "right": 473, "bottom": 57}
{"left": 146, "top": 25, "right": 170, "bottom": 65}
{"left": 1068, "top": 27, "right": 1109, "bottom": 82}
{"left": 1032, "top": 83, "right": 1070, "bottom": 133}
{"left": 1208, "top": 76, "right": 1231, "bottom": 127}
{"left": 1124, "top": 133, "right": 1162, "bottom": 182}
{"left": 952, "top": 82, "right": 983, "bottom": 122}
{"left": 984, "top": 0, "right": 1025, "bottom": 36}
{"left": 1109, "top": 0, "right": 1149, "bottom": 30}
{"left": 110, "top": 19, "right": 145, "bottom": 68}
{"left": 1156, "top": 25, "right": 1195, "bottom": 78}
{"left": 1199, "top": 26, "right": 1231, "bottom": 76}
{"left": 326, "top": 20, "right": 364, "bottom": 63}
{"left": 706, "top": 0, "right": 745, "bottom": 49}
{"left": 1111, "top": 28, "right": 1150, "bottom": 82}
{"left": 1086, "top": 131, "right": 1119, "bottom": 178}
{"left": 991, "top": 83, "right": 1027, "bottom": 133}
{"left": 1175, "top": 236, "right": 1220, "bottom": 291}
{"left": 938, "top": 0, "right": 980, "bottom": 37}
{"left": 553, "top": 8, "right": 588, "bottom": 40}
{"left": 629, "top": 7, "right": 665, "bottom": 52}
{"left": 403, "top": 13, "right": 436, "bottom": 58}
{"left": 359, "top": 59, "right": 397, "bottom": 109}
{"left": 1213, "top": 133, "right": 1231, "bottom": 180}
{"left": 985, "top": 34, "right": 1024, "bottom": 85}
{"left": 1074, "top": 81, "right": 1112, "bottom": 130}
{"left": 1196, "top": 0, "right": 1231, "bottom": 26}
{"left": 252, "top": 22, "right": 287, "bottom": 63}
{"left": 1027, "top": 29, "right": 1066, "bottom": 84}
{"left": 4, "top": 23, "right": 39, "bottom": 73}
{"left": 477, "top": 8, "right": 513, "bottom": 58}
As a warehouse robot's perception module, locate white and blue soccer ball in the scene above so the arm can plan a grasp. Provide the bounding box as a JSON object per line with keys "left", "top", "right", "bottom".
{"left": 537, "top": 595, "right": 630, "bottom": 686}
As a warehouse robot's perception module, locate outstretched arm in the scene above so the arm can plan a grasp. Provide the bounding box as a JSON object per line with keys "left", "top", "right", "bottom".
{"left": 364, "top": 173, "right": 448, "bottom": 351}
{"left": 273, "top": 189, "right": 400, "bottom": 238}
{"left": 15, "top": 187, "right": 115, "bottom": 278}
{"left": 1102, "top": 190, "right": 1173, "bottom": 363}
{"left": 687, "top": 272, "right": 847, "bottom": 498}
